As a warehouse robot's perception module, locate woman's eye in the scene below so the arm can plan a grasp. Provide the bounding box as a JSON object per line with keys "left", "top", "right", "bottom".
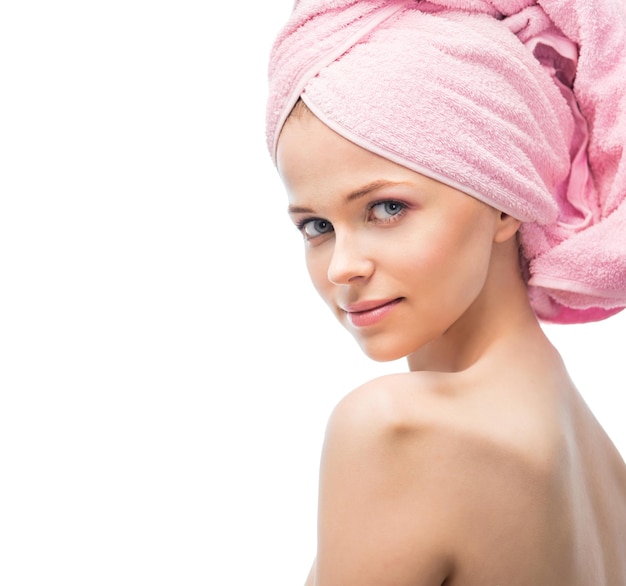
{"left": 301, "top": 218, "right": 334, "bottom": 239}
{"left": 370, "top": 201, "right": 405, "bottom": 221}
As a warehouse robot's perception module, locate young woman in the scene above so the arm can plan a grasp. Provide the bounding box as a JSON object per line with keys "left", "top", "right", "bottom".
{"left": 266, "top": 1, "right": 626, "bottom": 584}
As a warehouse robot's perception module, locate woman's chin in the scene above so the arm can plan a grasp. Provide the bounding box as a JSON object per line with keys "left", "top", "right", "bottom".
{"left": 355, "top": 338, "right": 412, "bottom": 363}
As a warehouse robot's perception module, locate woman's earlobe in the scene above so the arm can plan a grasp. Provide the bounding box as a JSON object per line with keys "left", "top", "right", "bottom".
{"left": 494, "top": 212, "right": 522, "bottom": 243}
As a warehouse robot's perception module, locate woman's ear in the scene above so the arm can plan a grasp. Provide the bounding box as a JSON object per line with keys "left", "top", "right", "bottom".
{"left": 493, "top": 212, "right": 521, "bottom": 243}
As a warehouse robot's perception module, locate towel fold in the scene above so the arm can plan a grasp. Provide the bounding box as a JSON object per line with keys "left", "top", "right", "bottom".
{"left": 266, "top": 0, "right": 626, "bottom": 323}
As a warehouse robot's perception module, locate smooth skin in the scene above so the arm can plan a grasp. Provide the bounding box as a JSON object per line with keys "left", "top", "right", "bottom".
{"left": 277, "top": 108, "right": 626, "bottom": 586}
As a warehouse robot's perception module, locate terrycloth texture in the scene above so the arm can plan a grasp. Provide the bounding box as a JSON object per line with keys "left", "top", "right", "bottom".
{"left": 266, "top": 0, "right": 626, "bottom": 324}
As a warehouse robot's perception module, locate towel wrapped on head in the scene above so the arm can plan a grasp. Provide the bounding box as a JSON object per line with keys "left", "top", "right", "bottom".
{"left": 266, "top": 0, "right": 626, "bottom": 324}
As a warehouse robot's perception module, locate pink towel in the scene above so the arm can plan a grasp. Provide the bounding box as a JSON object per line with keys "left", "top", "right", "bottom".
{"left": 266, "top": 0, "right": 626, "bottom": 324}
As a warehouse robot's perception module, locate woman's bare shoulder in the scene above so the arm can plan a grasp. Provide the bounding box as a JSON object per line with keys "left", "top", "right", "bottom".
{"left": 326, "top": 370, "right": 548, "bottom": 456}
{"left": 315, "top": 373, "right": 457, "bottom": 585}
{"left": 327, "top": 371, "right": 455, "bottom": 435}
{"left": 325, "top": 370, "right": 553, "bottom": 465}
{"left": 314, "top": 372, "right": 566, "bottom": 585}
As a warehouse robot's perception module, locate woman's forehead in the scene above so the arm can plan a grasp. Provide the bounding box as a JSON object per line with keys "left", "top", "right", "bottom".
{"left": 277, "top": 113, "right": 417, "bottom": 200}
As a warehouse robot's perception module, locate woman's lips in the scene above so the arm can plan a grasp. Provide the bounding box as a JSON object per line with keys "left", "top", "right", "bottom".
{"left": 342, "top": 298, "right": 403, "bottom": 328}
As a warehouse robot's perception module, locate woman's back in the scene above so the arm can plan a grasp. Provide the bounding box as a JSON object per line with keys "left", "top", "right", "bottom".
{"left": 309, "top": 328, "right": 626, "bottom": 585}
{"left": 437, "top": 354, "right": 626, "bottom": 584}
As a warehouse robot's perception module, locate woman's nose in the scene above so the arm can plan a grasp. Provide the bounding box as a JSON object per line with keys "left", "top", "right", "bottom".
{"left": 327, "top": 233, "right": 375, "bottom": 285}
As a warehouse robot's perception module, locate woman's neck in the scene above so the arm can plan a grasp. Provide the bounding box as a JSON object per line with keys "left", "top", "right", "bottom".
{"left": 407, "top": 238, "right": 544, "bottom": 373}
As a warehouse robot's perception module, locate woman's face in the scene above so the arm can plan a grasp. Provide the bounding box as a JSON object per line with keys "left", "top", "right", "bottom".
{"left": 277, "top": 112, "right": 502, "bottom": 363}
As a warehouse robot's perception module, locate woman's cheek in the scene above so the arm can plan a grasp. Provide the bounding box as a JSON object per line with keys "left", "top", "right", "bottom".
{"left": 306, "top": 249, "right": 332, "bottom": 297}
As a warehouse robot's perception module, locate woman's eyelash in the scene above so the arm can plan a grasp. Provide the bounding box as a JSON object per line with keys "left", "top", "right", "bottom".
{"left": 368, "top": 199, "right": 408, "bottom": 221}
{"left": 296, "top": 217, "right": 334, "bottom": 240}
{"left": 295, "top": 218, "right": 314, "bottom": 232}
{"left": 295, "top": 217, "right": 322, "bottom": 232}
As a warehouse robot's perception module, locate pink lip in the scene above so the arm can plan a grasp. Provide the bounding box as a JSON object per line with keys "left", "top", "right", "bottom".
{"left": 342, "top": 298, "right": 402, "bottom": 328}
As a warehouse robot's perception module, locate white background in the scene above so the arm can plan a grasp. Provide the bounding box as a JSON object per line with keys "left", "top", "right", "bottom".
{"left": 1, "top": 2, "right": 624, "bottom": 585}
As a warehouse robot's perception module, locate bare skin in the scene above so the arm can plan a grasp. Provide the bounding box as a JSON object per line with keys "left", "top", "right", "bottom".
{"left": 278, "top": 109, "right": 626, "bottom": 586}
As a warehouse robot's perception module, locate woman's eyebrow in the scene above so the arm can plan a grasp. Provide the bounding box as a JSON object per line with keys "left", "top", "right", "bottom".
{"left": 287, "top": 203, "right": 315, "bottom": 214}
{"left": 344, "top": 180, "right": 402, "bottom": 202}
{"left": 288, "top": 180, "right": 404, "bottom": 214}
